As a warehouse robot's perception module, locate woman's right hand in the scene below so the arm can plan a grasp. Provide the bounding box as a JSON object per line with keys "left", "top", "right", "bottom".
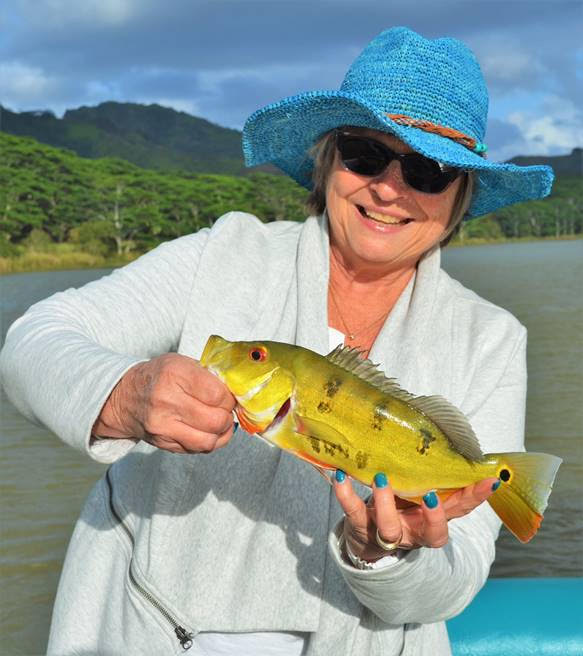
{"left": 91, "top": 354, "right": 237, "bottom": 454}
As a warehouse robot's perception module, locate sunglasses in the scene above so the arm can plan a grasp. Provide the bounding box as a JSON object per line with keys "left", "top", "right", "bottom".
{"left": 335, "top": 131, "right": 462, "bottom": 194}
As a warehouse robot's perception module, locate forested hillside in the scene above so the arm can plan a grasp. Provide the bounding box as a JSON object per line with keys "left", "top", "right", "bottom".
{"left": 0, "top": 132, "right": 307, "bottom": 261}
{"left": 0, "top": 102, "right": 249, "bottom": 175}
{"left": 1, "top": 131, "right": 581, "bottom": 272}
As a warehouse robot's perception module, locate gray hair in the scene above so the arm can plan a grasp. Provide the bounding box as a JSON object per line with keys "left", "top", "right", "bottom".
{"left": 305, "top": 130, "right": 475, "bottom": 248}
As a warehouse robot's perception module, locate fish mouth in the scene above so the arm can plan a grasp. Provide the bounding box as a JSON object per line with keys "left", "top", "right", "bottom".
{"left": 200, "top": 334, "right": 232, "bottom": 367}
{"left": 357, "top": 205, "right": 413, "bottom": 225}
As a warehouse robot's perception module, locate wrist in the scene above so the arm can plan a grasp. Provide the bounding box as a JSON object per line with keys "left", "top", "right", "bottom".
{"left": 92, "top": 365, "right": 142, "bottom": 439}
{"left": 342, "top": 535, "right": 400, "bottom": 570}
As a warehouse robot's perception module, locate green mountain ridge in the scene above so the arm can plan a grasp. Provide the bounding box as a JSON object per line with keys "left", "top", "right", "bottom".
{"left": 1, "top": 102, "right": 581, "bottom": 176}
{"left": 508, "top": 149, "right": 582, "bottom": 176}
{"left": 0, "top": 102, "right": 250, "bottom": 175}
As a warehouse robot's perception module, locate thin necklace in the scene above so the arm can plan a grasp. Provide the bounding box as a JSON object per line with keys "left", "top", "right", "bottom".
{"left": 328, "top": 285, "right": 390, "bottom": 342}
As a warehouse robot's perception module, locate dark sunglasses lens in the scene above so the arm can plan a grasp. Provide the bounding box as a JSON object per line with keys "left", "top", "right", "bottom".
{"left": 337, "top": 137, "right": 387, "bottom": 176}
{"left": 337, "top": 134, "right": 459, "bottom": 193}
{"left": 402, "top": 155, "right": 456, "bottom": 193}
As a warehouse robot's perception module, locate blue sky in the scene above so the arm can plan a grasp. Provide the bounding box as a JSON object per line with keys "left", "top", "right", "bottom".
{"left": 1, "top": 0, "right": 581, "bottom": 162}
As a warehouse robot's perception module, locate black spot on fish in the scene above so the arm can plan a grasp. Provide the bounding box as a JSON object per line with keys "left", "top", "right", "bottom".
{"left": 499, "top": 468, "right": 511, "bottom": 482}
{"left": 317, "top": 401, "right": 332, "bottom": 414}
{"left": 324, "top": 378, "right": 342, "bottom": 398}
{"left": 417, "top": 428, "right": 436, "bottom": 456}
{"left": 324, "top": 442, "right": 336, "bottom": 455}
{"left": 355, "top": 450, "right": 370, "bottom": 469}
{"left": 372, "top": 403, "right": 389, "bottom": 431}
{"left": 309, "top": 438, "right": 320, "bottom": 453}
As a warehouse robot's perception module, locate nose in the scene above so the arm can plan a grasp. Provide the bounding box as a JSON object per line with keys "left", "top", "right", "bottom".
{"left": 368, "top": 161, "right": 408, "bottom": 200}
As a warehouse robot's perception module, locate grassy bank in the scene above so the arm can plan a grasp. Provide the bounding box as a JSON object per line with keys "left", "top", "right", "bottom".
{"left": 0, "top": 248, "right": 140, "bottom": 274}
{"left": 449, "top": 233, "right": 582, "bottom": 248}
{"left": 1, "top": 234, "right": 581, "bottom": 275}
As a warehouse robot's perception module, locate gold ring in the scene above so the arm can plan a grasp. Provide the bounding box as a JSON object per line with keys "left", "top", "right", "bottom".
{"left": 375, "top": 528, "right": 402, "bottom": 552}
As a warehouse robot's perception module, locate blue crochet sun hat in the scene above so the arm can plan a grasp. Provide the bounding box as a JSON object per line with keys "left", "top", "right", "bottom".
{"left": 242, "top": 27, "right": 554, "bottom": 218}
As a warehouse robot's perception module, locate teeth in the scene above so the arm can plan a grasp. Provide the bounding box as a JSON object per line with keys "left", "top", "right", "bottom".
{"left": 364, "top": 209, "right": 408, "bottom": 224}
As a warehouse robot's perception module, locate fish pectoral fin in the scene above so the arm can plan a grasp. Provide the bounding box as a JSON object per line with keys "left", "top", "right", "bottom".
{"left": 295, "top": 415, "right": 354, "bottom": 450}
{"left": 290, "top": 416, "right": 353, "bottom": 481}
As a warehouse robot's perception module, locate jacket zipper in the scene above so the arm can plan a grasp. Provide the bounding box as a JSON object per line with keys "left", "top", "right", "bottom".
{"left": 105, "top": 468, "right": 194, "bottom": 650}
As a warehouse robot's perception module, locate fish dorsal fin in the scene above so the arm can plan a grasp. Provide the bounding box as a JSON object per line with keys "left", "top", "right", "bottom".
{"left": 325, "top": 346, "right": 483, "bottom": 462}
{"left": 408, "top": 395, "right": 483, "bottom": 461}
{"left": 325, "top": 346, "right": 416, "bottom": 402}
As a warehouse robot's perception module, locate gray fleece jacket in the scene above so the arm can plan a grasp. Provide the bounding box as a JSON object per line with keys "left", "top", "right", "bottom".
{"left": 0, "top": 213, "right": 527, "bottom": 656}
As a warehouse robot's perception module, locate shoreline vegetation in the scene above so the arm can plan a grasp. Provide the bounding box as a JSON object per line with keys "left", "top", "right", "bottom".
{"left": 2, "top": 234, "right": 580, "bottom": 276}
{"left": 1, "top": 131, "right": 581, "bottom": 275}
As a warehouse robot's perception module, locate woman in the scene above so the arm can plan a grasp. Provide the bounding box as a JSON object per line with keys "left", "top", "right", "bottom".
{"left": 0, "top": 27, "right": 553, "bottom": 655}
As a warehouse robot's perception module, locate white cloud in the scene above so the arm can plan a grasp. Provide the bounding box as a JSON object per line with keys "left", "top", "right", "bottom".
{"left": 0, "top": 61, "right": 59, "bottom": 105}
{"left": 507, "top": 95, "right": 583, "bottom": 155}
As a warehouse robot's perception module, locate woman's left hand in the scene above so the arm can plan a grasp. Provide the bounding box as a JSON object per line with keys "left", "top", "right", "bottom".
{"left": 333, "top": 471, "right": 499, "bottom": 562}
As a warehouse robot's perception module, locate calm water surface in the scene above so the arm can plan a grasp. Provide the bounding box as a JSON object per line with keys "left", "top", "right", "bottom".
{"left": 1, "top": 241, "right": 582, "bottom": 655}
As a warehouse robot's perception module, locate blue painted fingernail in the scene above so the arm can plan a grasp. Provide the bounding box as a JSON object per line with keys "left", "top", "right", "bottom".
{"left": 374, "top": 472, "right": 388, "bottom": 488}
{"left": 423, "top": 491, "right": 438, "bottom": 509}
{"left": 335, "top": 469, "right": 346, "bottom": 483}
{"left": 492, "top": 479, "right": 501, "bottom": 491}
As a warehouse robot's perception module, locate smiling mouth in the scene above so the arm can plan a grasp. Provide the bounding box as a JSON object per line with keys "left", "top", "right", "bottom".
{"left": 358, "top": 205, "right": 413, "bottom": 225}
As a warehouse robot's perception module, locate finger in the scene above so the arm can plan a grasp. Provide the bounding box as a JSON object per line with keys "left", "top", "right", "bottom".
{"left": 175, "top": 395, "right": 234, "bottom": 436}
{"left": 443, "top": 477, "right": 499, "bottom": 519}
{"left": 146, "top": 420, "right": 236, "bottom": 454}
{"left": 190, "top": 365, "right": 236, "bottom": 411}
{"left": 156, "top": 420, "right": 226, "bottom": 454}
{"left": 371, "top": 473, "right": 402, "bottom": 544}
{"left": 421, "top": 491, "right": 449, "bottom": 548}
{"left": 143, "top": 434, "right": 196, "bottom": 454}
{"left": 213, "top": 423, "right": 237, "bottom": 450}
{"left": 333, "top": 470, "right": 368, "bottom": 530}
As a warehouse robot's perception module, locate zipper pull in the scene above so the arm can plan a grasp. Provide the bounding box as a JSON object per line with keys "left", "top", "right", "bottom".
{"left": 175, "top": 626, "right": 194, "bottom": 650}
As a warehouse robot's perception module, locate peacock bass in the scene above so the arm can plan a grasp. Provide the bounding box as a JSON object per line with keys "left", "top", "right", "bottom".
{"left": 200, "top": 335, "right": 561, "bottom": 543}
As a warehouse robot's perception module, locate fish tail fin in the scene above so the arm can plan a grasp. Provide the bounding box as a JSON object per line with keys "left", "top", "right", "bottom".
{"left": 485, "top": 451, "right": 562, "bottom": 543}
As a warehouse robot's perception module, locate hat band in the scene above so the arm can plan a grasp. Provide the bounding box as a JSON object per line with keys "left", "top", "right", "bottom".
{"left": 386, "top": 114, "right": 487, "bottom": 156}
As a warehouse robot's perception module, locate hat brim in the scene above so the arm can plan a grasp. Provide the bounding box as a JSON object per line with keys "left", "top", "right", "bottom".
{"left": 242, "top": 90, "right": 554, "bottom": 218}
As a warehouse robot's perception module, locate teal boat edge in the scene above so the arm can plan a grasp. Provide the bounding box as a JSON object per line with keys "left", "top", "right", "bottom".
{"left": 447, "top": 578, "right": 583, "bottom": 656}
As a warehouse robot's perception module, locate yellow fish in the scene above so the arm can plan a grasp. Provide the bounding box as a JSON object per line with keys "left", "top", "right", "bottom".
{"left": 200, "top": 335, "right": 561, "bottom": 543}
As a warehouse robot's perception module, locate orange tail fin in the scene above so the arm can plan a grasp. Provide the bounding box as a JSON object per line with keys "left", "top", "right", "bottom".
{"left": 486, "top": 451, "right": 562, "bottom": 543}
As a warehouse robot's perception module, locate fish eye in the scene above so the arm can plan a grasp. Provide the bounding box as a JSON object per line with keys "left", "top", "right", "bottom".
{"left": 249, "top": 346, "right": 268, "bottom": 362}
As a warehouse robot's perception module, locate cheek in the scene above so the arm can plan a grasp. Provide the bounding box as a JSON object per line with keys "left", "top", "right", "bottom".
{"left": 421, "top": 186, "right": 458, "bottom": 230}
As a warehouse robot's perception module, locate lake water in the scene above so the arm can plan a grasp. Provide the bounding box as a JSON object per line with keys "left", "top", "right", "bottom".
{"left": 1, "top": 240, "right": 582, "bottom": 655}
